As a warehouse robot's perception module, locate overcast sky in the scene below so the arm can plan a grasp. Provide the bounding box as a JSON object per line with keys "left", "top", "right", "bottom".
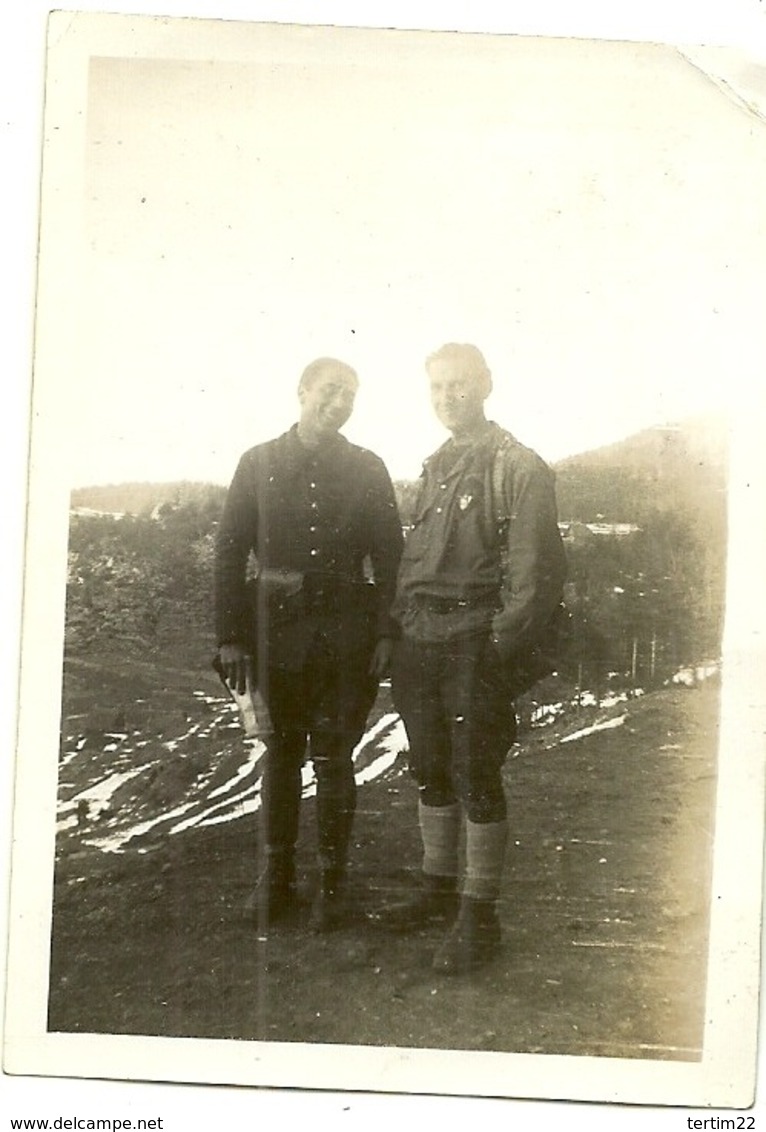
{"left": 25, "top": 14, "right": 766, "bottom": 489}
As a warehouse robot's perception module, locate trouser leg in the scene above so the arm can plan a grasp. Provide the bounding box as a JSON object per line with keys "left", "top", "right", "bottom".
{"left": 308, "top": 741, "right": 357, "bottom": 932}
{"left": 388, "top": 634, "right": 515, "bottom": 958}
{"left": 307, "top": 638, "right": 377, "bottom": 931}
{"left": 245, "top": 666, "right": 307, "bottom": 923}
{"left": 309, "top": 640, "right": 376, "bottom": 873}
{"left": 378, "top": 640, "right": 461, "bottom": 927}
{"left": 313, "top": 741, "right": 357, "bottom": 874}
{"left": 392, "top": 636, "right": 457, "bottom": 807}
{"left": 260, "top": 664, "right": 310, "bottom": 865}
{"left": 433, "top": 637, "right": 515, "bottom": 972}
{"left": 242, "top": 730, "right": 303, "bottom": 924}
{"left": 445, "top": 636, "right": 514, "bottom": 825}
{"left": 261, "top": 728, "right": 304, "bottom": 874}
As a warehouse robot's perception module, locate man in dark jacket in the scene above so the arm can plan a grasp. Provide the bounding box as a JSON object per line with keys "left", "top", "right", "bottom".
{"left": 215, "top": 357, "right": 403, "bottom": 931}
{"left": 386, "top": 342, "right": 567, "bottom": 973}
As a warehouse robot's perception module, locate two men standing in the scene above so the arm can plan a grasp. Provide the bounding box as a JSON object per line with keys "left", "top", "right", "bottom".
{"left": 214, "top": 344, "right": 565, "bottom": 971}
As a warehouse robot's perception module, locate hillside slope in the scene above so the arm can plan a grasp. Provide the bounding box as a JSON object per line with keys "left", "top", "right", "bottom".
{"left": 553, "top": 414, "right": 728, "bottom": 525}
{"left": 48, "top": 657, "right": 719, "bottom": 1062}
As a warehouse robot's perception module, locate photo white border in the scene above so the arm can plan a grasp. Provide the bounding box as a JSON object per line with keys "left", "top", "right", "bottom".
{"left": 3, "top": 2, "right": 765, "bottom": 1120}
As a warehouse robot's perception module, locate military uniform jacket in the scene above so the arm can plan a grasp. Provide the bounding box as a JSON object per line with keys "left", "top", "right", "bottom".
{"left": 215, "top": 426, "right": 403, "bottom": 670}
{"left": 394, "top": 421, "right": 567, "bottom": 662}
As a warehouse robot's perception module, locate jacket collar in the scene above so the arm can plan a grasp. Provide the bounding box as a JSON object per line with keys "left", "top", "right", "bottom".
{"left": 424, "top": 420, "right": 501, "bottom": 481}
{"left": 283, "top": 424, "right": 349, "bottom": 465}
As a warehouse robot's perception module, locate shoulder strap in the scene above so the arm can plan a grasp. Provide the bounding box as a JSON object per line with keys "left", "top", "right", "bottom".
{"left": 489, "top": 431, "right": 516, "bottom": 535}
{"left": 491, "top": 442, "right": 508, "bottom": 528}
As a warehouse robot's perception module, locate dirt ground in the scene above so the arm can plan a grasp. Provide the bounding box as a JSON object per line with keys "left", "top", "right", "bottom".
{"left": 47, "top": 659, "right": 719, "bottom": 1061}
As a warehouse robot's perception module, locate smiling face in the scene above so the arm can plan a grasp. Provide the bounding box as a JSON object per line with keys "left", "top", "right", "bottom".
{"left": 297, "top": 360, "right": 359, "bottom": 444}
{"left": 427, "top": 353, "right": 491, "bottom": 438}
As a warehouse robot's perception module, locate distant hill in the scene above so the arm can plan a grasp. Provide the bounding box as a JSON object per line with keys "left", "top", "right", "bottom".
{"left": 552, "top": 414, "right": 728, "bottom": 528}
{"left": 71, "top": 480, "right": 227, "bottom": 517}
{"left": 394, "top": 414, "right": 728, "bottom": 534}
{"left": 70, "top": 414, "right": 728, "bottom": 535}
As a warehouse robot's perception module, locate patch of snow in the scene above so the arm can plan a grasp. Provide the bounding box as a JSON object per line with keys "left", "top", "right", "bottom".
{"left": 84, "top": 800, "right": 199, "bottom": 852}
{"left": 531, "top": 701, "right": 565, "bottom": 725}
{"left": 672, "top": 661, "right": 719, "bottom": 687}
{"left": 60, "top": 766, "right": 149, "bottom": 820}
{"left": 560, "top": 714, "right": 627, "bottom": 744}
{"left": 172, "top": 780, "right": 264, "bottom": 833}
{"left": 353, "top": 712, "right": 399, "bottom": 756}
{"left": 180, "top": 715, "right": 406, "bottom": 833}
{"left": 197, "top": 795, "right": 262, "bottom": 828}
{"left": 354, "top": 719, "right": 409, "bottom": 785}
{"left": 600, "top": 692, "right": 630, "bottom": 708}
{"left": 207, "top": 741, "right": 266, "bottom": 799}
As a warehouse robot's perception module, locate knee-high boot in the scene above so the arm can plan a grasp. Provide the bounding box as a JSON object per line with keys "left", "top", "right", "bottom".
{"left": 245, "top": 732, "right": 302, "bottom": 925}
{"left": 310, "top": 750, "right": 357, "bottom": 931}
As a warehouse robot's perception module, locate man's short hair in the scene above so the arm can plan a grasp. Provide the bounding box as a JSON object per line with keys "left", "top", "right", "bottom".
{"left": 425, "top": 343, "right": 492, "bottom": 385}
{"left": 298, "top": 357, "right": 359, "bottom": 394}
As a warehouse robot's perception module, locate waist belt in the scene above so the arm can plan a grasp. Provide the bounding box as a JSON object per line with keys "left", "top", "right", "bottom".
{"left": 304, "top": 575, "right": 374, "bottom": 615}
{"left": 411, "top": 593, "right": 498, "bottom": 615}
{"left": 304, "top": 575, "right": 366, "bottom": 596}
{"left": 256, "top": 570, "right": 370, "bottom": 612}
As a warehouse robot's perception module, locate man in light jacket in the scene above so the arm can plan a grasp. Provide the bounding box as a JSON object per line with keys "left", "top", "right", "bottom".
{"left": 386, "top": 342, "right": 567, "bottom": 974}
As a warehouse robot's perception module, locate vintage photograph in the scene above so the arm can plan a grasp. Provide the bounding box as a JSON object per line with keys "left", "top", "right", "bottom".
{"left": 4, "top": 8, "right": 766, "bottom": 1110}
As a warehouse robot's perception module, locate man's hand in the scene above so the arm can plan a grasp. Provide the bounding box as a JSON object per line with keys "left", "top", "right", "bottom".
{"left": 369, "top": 637, "right": 394, "bottom": 680}
{"left": 218, "top": 643, "right": 253, "bottom": 696}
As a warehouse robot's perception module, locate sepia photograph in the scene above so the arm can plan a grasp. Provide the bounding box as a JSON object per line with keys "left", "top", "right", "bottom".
{"left": 3, "top": 2, "right": 766, "bottom": 1119}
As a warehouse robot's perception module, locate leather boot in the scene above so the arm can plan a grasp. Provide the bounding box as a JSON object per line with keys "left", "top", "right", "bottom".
{"left": 308, "top": 866, "right": 350, "bottom": 933}
{"left": 431, "top": 896, "right": 501, "bottom": 974}
{"left": 376, "top": 872, "right": 459, "bottom": 932}
{"left": 243, "top": 849, "right": 296, "bottom": 926}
